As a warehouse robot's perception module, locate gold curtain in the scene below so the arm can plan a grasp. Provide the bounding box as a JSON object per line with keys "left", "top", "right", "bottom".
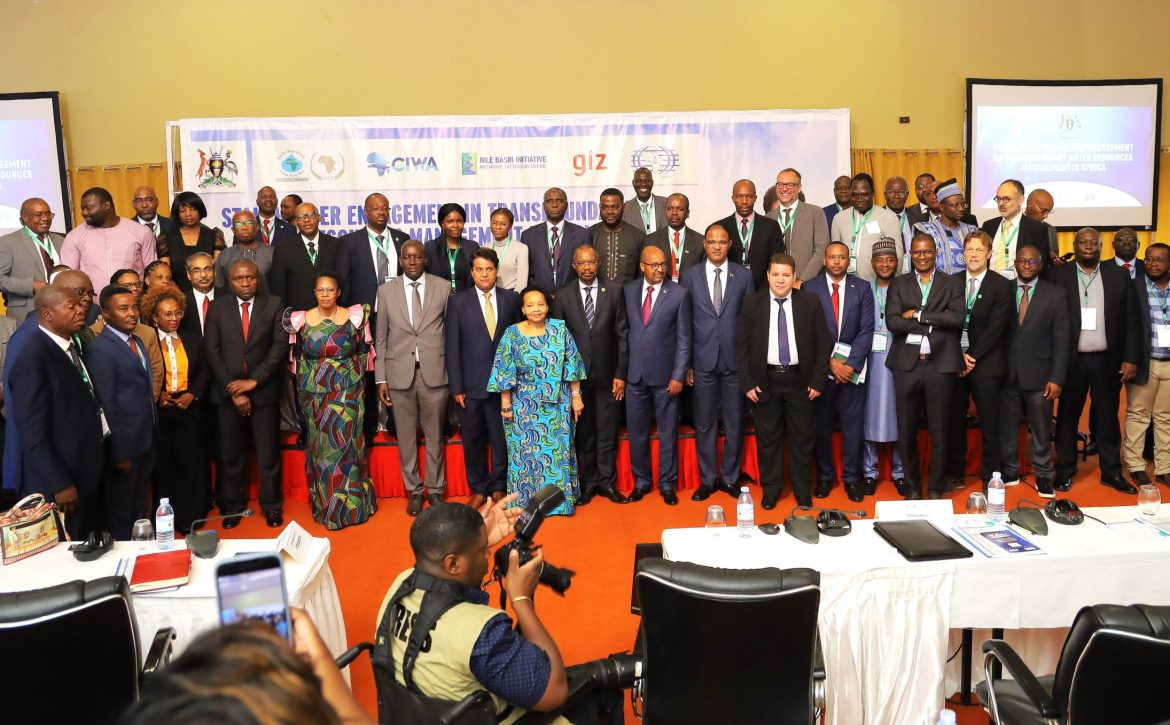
{"left": 68, "top": 163, "right": 170, "bottom": 225}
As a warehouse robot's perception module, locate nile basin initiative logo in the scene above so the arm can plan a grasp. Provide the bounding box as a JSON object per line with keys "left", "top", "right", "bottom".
{"left": 278, "top": 150, "right": 306, "bottom": 178}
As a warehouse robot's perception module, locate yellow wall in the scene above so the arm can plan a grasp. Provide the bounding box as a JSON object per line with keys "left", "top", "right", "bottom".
{"left": 5, "top": 0, "right": 1170, "bottom": 165}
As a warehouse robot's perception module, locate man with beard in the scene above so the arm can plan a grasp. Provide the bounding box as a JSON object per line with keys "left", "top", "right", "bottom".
{"left": 589, "top": 188, "right": 642, "bottom": 284}
{"left": 907, "top": 173, "right": 937, "bottom": 227}
{"left": 61, "top": 187, "right": 157, "bottom": 286}
{"left": 830, "top": 174, "right": 902, "bottom": 283}
{"left": 254, "top": 186, "right": 293, "bottom": 245}
{"left": 0, "top": 198, "right": 65, "bottom": 321}
{"left": 981, "top": 179, "right": 1051, "bottom": 278}
{"left": 279, "top": 194, "right": 303, "bottom": 224}
{"left": 622, "top": 167, "right": 668, "bottom": 235}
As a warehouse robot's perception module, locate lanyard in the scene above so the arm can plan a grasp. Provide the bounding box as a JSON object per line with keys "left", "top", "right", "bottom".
{"left": 368, "top": 229, "right": 393, "bottom": 260}
{"left": 917, "top": 274, "right": 933, "bottom": 306}
{"left": 1148, "top": 277, "right": 1170, "bottom": 323}
{"left": 446, "top": 245, "right": 460, "bottom": 289}
{"left": 23, "top": 226, "right": 55, "bottom": 263}
{"left": 668, "top": 228, "right": 686, "bottom": 265}
{"left": 777, "top": 206, "right": 795, "bottom": 235}
{"left": 965, "top": 276, "right": 980, "bottom": 309}
{"left": 1076, "top": 266, "right": 1099, "bottom": 307}
{"left": 998, "top": 219, "right": 1019, "bottom": 259}
{"left": 493, "top": 236, "right": 515, "bottom": 268}
{"left": 874, "top": 284, "right": 887, "bottom": 330}
{"left": 849, "top": 209, "right": 873, "bottom": 260}
{"left": 737, "top": 215, "right": 755, "bottom": 246}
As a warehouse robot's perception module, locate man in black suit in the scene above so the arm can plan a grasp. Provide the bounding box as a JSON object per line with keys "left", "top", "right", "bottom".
{"left": 717, "top": 179, "right": 784, "bottom": 290}
{"left": 1111, "top": 227, "right": 1144, "bottom": 280}
{"left": 886, "top": 233, "right": 966, "bottom": 500}
{"left": 642, "top": 193, "right": 704, "bottom": 283}
{"left": 736, "top": 252, "right": 831, "bottom": 509}
{"left": 980, "top": 179, "right": 1051, "bottom": 277}
{"left": 1025, "top": 189, "right": 1063, "bottom": 269}
{"left": 823, "top": 175, "right": 852, "bottom": 229}
{"left": 523, "top": 187, "right": 588, "bottom": 291}
{"left": 279, "top": 194, "right": 303, "bottom": 224}
{"left": 269, "top": 202, "right": 339, "bottom": 311}
{"left": 204, "top": 259, "right": 290, "bottom": 527}
{"left": 1001, "top": 246, "right": 1069, "bottom": 497}
{"left": 551, "top": 245, "right": 628, "bottom": 505}
{"left": 906, "top": 173, "right": 936, "bottom": 228}
{"left": 943, "top": 230, "right": 1013, "bottom": 492}
{"left": 1052, "top": 228, "right": 1141, "bottom": 493}
{"left": 445, "top": 247, "right": 521, "bottom": 508}
{"left": 883, "top": 176, "right": 914, "bottom": 254}
{"left": 255, "top": 186, "right": 294, "bottom": 246}
{"left": 131, "top": 185, "right": 176, "bottom": 261}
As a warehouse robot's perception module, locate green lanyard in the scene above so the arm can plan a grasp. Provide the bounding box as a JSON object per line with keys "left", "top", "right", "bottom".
{"left": 965, "top": 277, "right": 980, "bottom": 309}
{"left": 777, "top": 206, "right": 795, "bottom": 235}
{"left": 668, "top": 228, "right": 686, "bottom": 268}
{"left": 368, "top": 229, "right": 393, "bottom": 261}
{"left": 737, "top": 215, "right": 755, "bottom": 246}
{"left": 23, "top": 226, "right": 55, "bottom": 264}
{"left": 1076, "top": 266, "right": 1099, "bottom": 307}
{"left": 874, "top": 284, "right": 887, "bottom": 330}
{"left": 1015, "top": 284, "right": 1033, "bottom": 309}
{"left": 447, "top": 245, "right": 460, "bottom": 290}
{"left": 493, "top": 236, "right": 515, "bottom": 269}
{"left": 849, "top": 209, "right": 873, "bottom": 260}
{"left": 918, "top": 273, "right": 933, "bottom": 306}
{"left": 1148, "top": 277, "right": 1170, "bottom": 323}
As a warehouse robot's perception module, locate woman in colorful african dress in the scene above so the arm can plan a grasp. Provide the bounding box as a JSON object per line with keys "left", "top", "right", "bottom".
{"left": 287, "top": 272, "right": 377, "bottom": 529}
{"left": 488, "top": 285, "right": 586, "bottom": 515}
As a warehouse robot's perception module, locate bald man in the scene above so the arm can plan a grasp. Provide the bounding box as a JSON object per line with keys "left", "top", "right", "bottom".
{"left": 269, "top": 202, "right": 339, "bottom": 311}
{"left": 1025, "top": 188, "right": 1062, "bottom": 267}
{"left": 254, "top": 186, "right": 294, "bottom": 245}
{"left": 0, "top": 198, "right": 65, "bottom": 320}
{"left": 131, "top": 185, "right": 176, "bottom": 260}
{"left": 716, "top": 179, "right": 784, "bottom": 290}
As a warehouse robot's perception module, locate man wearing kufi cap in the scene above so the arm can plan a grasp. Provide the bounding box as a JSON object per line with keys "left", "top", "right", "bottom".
{"left": 862, "top": 238, "right": 907, "bottom": 495}
{"left": 913, "top": 179, "right": 978, "bottom": 276}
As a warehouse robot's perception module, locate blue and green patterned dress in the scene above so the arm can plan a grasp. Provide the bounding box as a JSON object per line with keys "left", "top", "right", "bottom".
{"left": 487, "top": 318, "right": 586, "bottom": 515}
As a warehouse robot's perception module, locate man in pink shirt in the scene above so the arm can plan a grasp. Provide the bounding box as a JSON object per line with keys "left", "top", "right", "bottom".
{"left": 60, "top": 187, "right": 156, "bottom": 287}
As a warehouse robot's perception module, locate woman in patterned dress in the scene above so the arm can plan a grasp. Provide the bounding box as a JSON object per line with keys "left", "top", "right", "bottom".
{"left": 287, "top": 272, "right": 377, "bottom": 529}
{"left": 488, "top": 285, "right": 586, "bottom": 515}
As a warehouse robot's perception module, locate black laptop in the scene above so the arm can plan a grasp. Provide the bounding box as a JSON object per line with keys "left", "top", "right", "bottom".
{"left": 874, "top": 520, "right": 973, "bottom": 562}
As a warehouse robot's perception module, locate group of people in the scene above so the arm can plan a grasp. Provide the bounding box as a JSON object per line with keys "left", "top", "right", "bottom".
{"left": 1, "top": 166, "right": 1165, "bottom": 538}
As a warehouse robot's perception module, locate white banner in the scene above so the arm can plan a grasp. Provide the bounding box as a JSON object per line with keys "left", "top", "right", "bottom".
{"left": 173, "top": 109, "right": 849, "bottom": 244}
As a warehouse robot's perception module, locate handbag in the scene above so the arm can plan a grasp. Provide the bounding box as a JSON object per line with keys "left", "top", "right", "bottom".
{"left": 0, "top": 493, "right": 67, "bottom": 565}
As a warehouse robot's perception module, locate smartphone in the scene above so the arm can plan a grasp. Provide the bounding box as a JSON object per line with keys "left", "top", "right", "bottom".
{"left": 215, "top": 553, "right": 291, "bottom": 642}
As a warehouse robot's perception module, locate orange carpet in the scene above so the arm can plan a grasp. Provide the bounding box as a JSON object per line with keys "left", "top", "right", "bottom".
{"left": 219, "top": 436, "right": 1151, "bottom": 722}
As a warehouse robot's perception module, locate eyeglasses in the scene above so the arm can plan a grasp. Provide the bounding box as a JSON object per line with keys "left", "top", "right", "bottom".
{"left": 993, "top": 195, "right": 1021, "bottom": 204}
{"left": 158, "top": 310, "right": 185, "bottom": 320}
{"left": 233, "top": 221, "right": 257, "bottom": 228}
{"left": 1014, "top": 259, "right": 1041, "bottom": 267}
{"left": 26, "top": 211, "right": 55, "bottom": 218}
{"left": 884, "top": 189, "right": 909, "bottom": 197}
{"left": 122, "top": 282, "right": 144, "bottom": 290}
{"left": 775, "top": 182, "right": 799, "bottom": 190}
{"left": 642, "top": 262, "right": 667, "bottom": 270}
{"left": 294, "top": 213, "right": 319, "bottom": 221}
{"left": 1145, "top": 256, "right": 1169, "bottom": 265}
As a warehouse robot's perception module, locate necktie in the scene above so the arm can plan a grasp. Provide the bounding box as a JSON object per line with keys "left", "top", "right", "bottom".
{"left": 968, "top": 277, "right": 977, "bottom": 305}
{"left": 128, "top": 335, "right": 139, "bottom": 357}
{"left": 997, "top": 220, "right": 1013, "bottom": 271}
{"left": 262, "top": 218, "right": 271, "bottom": 243}
{"left": 307, "top": 241, "right": 317, "bottom": 264}
{"left": 831, "top": 282, "right": 841, "bottom": 331}
{"left": 640, "top": 203, "right": 652, "bottom": 232}
{"left": 483, "top": 292, "right": 495, "bottom": 338}
{"left": 672, "top": 230, "right": 680, "bottom": 279}
{"left": 712, "top": 268, "right": 723, "bottom": 315}
{"left": 35, "top": 234, "right": 52, "bottom": 275}
{"left": 67, "top": 342, "right": 94, "bottom": 395}
{"left": 143, "top": 221, "right": 156, "bottom": 237}
{"left": 642, "top": 286, "right": 654, "bottom": 325}
{"left": 584, "top": 285, "right": 595, "bottom": 328}
{"left": 550, "top": 226, "right": 560, "bottom": 263}
{"left": 1018, "top": 284, "right": 1031, "bottom": 324}
{"left": 240, "top": 301, "right": 250, "bottom": 341}
{"left": 782, "top": 208, "right": 792, "bottom": 239}
{"left": 1124, "top": 262, "right": 1133, "bottom": 276}
{"left": 375, "top": 234, "right": 390, "bottom": 281}
{"left": 775, "top": 298, "right": 791, "bottom": 365}
{"left": 740, "top": 216, "right": 749, "bottom": 251}
{"left": 201, "top": 295, "right": 210, "bottom": 330}
{"left": 411, "top": 282, "right": 423, "bottom": 331}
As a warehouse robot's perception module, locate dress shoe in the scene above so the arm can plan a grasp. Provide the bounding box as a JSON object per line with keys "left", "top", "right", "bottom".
{"left": 265, "top": 509, "right": 284, "bottom": 528}
{"left": 944, "top": 478, "right": 966, "bottom": 493}
{"left": 1036, "top": 477, "right": 1055, "bottom": 498}
{"left": 927, "top": 491, "right": 942, "bottom": 500}
{"left": 814, "top": 481, "right": 832, "bottom": 499}
{"left": 427, "top": 492, "right": 446, "bottom": 507}
{"left": 1083, "top": 439, "right": 1098, "bottom": 456}
{"left": 490, "top": 491, "right": 505, "bottom": 502}
{"left": 863, "top": 477, "right": 877, "bottom": 496}
{"left": 662, "top": 491, "right": 679, "bottom": 506}
{"left": 406, "top": 493, "right": 425, "bottom": 517}
{"left": 737, "top": 472, "right": 756, "bottom": 486}
{"left": 601, "top": 488, "right": 629, "bottom": 504}
{"left": 761, "top": 495, "right": 779, "bottom": 510}
{"left": 1131, "top": 470, "right": 1153, "bottom": 486}
{"left": 844, "top": 482, "right": 864, "bottom": 503}
{"left": 1052, "top": 477, "right": 1073, "bottom": 492}
{"left": 1002, "top": 476, "right": 1020, "bottom": 487}
{"left": 895, "top": 479, "right": 920, "bottom": 500}
{"left": 222, "top": 512, "right": 243, "bottom": 529}
{"left": 576, "top": 489, "right": 597, "bottom": 506}
{"left": 467, "top": 494, "right": 487, "bottom": 511}
{"left": 1100, "top": 475, "right": 1137, "bottom": 494}
{"left": 627, "top": 489, "right": 648, "bottom": 503}
{"left": 795, "top": 497, "right": 813, "bottom": 508}
{"left": 1157, "top": 473, "right": 1170, "bottom": 488}
{"left": 691, "top": 485, "right": 716, "bottom": 502}
{"left": 723, "top": 482, "right": 742, "bottom": 499}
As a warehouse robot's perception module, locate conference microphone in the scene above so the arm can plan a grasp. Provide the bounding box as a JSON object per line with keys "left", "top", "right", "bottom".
{"left": 795, "top": 505, "right": 867, "bottom": 518}
{"left": 783, "top": 505, "right": 867, "bottom": 544}
{"left": 188, "top": 508, "right": 254, "bottom": 534}
{"left": 187, "top": 509, "right": 254, "bottom": 559}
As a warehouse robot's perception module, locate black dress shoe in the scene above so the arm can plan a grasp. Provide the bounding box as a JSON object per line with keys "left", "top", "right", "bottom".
{"left": 265, "top": 510, "right": 283, "bottom": 528}
{"left": 1131, "top": 470, "right": 1153, "bottom": 486}
{"left": 662, "top": 491, "right": 679, "bottom": 506}
{"left": 627, "top": 489, "right": 647, "bottom": 503}
{"left": 814, "top": 481, "right": 832, "bottom": 499}
{"left": 722, "top": 482, "right": 742, "bottom": 499}
{"left": 795, "top": 497, "right": 813, "bottom": 508}
{"left": 428, "top": 492, "right": 446, "bottom": 507}
{"left": 222, "top": 513, "right": 243, "bottom": 529}
{"left": 576, "top": 489, "right": 597, "bottom": 506}
{"left": 406, "top": 493, "right": 424, "bottom": 517}
{"left": 944, "top": 478, "right": 967, "bottom": 493}
{"left": 1052, "top": 477, "right": 1073, "bottom": 492}
{"left": 601, "top": 488, "right": 629, "bottom": 504}
{"left": 864, "top": 476, "right": 877, "bottom": 495}
{"left": 761, "top": 495, "right": 779, "bottom": 510}
{"left": 1157, "top": 473, "right": 1170, "bottom": 488}
{"left": 737, "top": 472, "right": 756, "bottom": 486}
{"left": 895, "top": 479, "right": 920, "bottom": 500}
{"left": 1084, "top": 439, "right": 1098, "bottom": 456}
{"left": 927, "top": 491, "right": 942, "bottom": 500}
{"left": 1036, "top": 477, "right": 1055, "bottom": 498}
{"left": 844, "top": 483, "right": 864, "bottom": 503}
{"left": 691, "top": 485, "right": 715, "bottom": 502}
{"left": 1100, "top": 475, "right": 1138, "bottom": 494}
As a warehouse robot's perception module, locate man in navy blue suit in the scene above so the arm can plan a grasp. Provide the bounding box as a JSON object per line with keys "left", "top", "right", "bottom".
{"left": 804, "top": 241, "right": 874, "bottom": 502}
{"left": 445, "top": 247, "right": 521, "bottom": 509}
{"left": 254, "top": 186, "right": 294, "bottom": 246}
{"left": 617, "top": 246, "right": 692, "bottom": 505}
{"left": 522, "top": 187, "right": 588, "bottom": 291}
{"left": 4, "top": 285, "right": 105, "bottom": 538}
{"left": 86, "top": 284, "right": 157, "bottom": 538}
{"left": 682, "top": 224, "right": 753, "bottom": 502}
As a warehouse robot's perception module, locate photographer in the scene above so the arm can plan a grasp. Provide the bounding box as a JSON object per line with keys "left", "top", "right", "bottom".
{"left": 375, "top": 501, "right": 625, "bottom": 724}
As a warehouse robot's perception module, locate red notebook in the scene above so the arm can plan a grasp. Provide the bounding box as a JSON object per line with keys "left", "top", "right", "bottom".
{"left": 129, "top": 548, "right": 192, "bottom": 593}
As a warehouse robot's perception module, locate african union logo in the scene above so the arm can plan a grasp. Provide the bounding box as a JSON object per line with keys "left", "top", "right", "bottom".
{"left": 278, "top": 150, "right": 306, "bottom": 178}
{"left": 630, "top": 145, "right": 680, "bottom": 176}
{"left": 462, "top": 152, "right": 478, "bottom": 176}
{"left": 195, "top": 147, "right": 238, "bottom": 188}
{"left": 310, "top": 152, "right": 345, "bottom": 181}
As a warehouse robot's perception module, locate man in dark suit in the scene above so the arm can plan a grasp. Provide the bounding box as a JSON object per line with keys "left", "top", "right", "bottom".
{"left": 523, "top": 187, "right": 588, "bottom": 291}
{"left": 590, "top": 189, "right": 643, "bottom": 284}
{"left": 86, "top": 284, "right": 156, "bottom": 539}
{"left": 1052, "top": 228, "right": 1142, "bottom": 493}
{"left": 823, "top": 175, "right": 853, "bottom": 229}
{"left": 204, "top": 259, "right": 290, "bottom": 528}
{"left": 552, "top": 244, "right": 628, "bottom": 505}
{"left": 906, "top": 173, "right": 936, "bottom": 228}
{"left": 0, "top": 198, "right": 65, "bottom": 321}
{"left": 980, "top": 179, "right": 1051, "bottom": 277}
{"left": 182, "top": 252, "right": 217, "bottom": 340}
{"left": 1111, "top": 227, "right": 1145, "bottom": 280}
{"left": 943, "top": 230, "right": 1013, "bottom": 492}
{"left": 642, "top": 193, "right": 704, "bottom": 283}
{"left": 1025, "top": 189, "right": 1063, "bottom": 269}
{"left": 255, "top": 186, "right": 294, "bottom": 246}
{"left": 1001, "top": 246, "right": 1069, "bottom": 497}
{"left": 885, "top": 233, "right": 966, "bottom": 499}
{"left": 4, "top": 286, "right": 104, "bottom": 538}
{"left": 682, "top": 224, "right": 754, "bottom": 501}
{"left": 718, "top": 179, "right": 785, "bottom": 291}
{"left": 617, "top": 246, "right": 691, "bottom": 505}
{"left": 736, "top": 252, "right": 832, "bottom": 509}
{"left": 445, "top": 247, "right": 521, "bottom": 508}
{"left": 131, "top": 185, "right": 177, "bottom": 260}
{"left": 882, "top": 176, "right": 915, "bottom": 254}
{"left": 269, "top": 202, "right": 340, "bottom": 311}
{"left": 621, "top": 167, "right": 669, "bottom": 235}
{"left": 804, "top": 241, "right": 874, "bottom": 502}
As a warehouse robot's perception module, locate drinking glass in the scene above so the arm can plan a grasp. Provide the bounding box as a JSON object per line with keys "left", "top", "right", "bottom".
{"left": 966, "top": 492, "right": 988, "bottom": 518}
{"left": 705, "top": 505, "right": 726, "bottom": 528}
{"left": 1138, "top": 484, "right": 1161, "bottom": 516}
{"left": 131, "top": 519, "right": 154, "bottom": 550}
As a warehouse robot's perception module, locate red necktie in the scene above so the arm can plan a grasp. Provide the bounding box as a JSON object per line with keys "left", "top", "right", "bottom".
{"left": 672, "top": 230, "right": 680, "bottom": 279}
{"left": 202, "top": 295, "right": 210, "bottom": 330}
{"left": 831, "top": 282, "right": 841, "bottom": 330}
{"left": 128, "top": 336, "right": 138, "bottom": 357}
{"left": 1124, "top": 262, "right": 1132, "bottom": 273}
{"left": 262, "top": 218, "right": 271, "bottom": 244}
{"left": 642, "top": 286, "right": 654, "bottom": 325}
{"left": 240, "top": 301, "right": 250, "bottom": 341}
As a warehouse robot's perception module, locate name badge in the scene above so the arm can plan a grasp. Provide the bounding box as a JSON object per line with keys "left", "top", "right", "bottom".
{"left": 1081, "top": 307, "right": 1098, "bottom": 331}
{"left": 865, "top": 220, "right": 881, "bottom": 235}
{"left": 999, "top": 269, "right": 1017, "bottom": 281}
{"left": 907, "top": 333, "right": 924, "bottom": 345}
{"left": 961, "top": 330, "right": 970, "bottom": 351}
{"left": 847, "top": 259, "right": 858, "bottom": 274}
{"left": 872, "top": 332, "right": 889, "bottom": 353}
{"left": 1156, "top": 324, "right": 1170, "bottom": 348}
{"left": 99, "top": 407, "right": 112, "bottom": 439}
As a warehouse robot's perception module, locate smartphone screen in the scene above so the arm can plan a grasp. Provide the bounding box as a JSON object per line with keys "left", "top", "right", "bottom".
{"left": 215, "top": 554, "right": 290, "bottom": 641}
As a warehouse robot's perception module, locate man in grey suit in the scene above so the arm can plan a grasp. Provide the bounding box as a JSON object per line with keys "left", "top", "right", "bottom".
{"left": 0, "top": 198, "right": 64, "bottom": 320}
{"left": 374, "top": 240, "right": 451, "bottom": 517}
{"left": 642, "top": 193, "right": 704, "bottom": 283}
{"left": 621, "top": 167, "right": 668, "bottom": 235}
{"left": 767, "top": 169, "right": 829, "bottom": 283}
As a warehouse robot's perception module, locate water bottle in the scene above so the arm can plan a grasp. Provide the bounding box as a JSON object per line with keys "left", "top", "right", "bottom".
{"left": 156, "top": 498, "right": 175, "bottom": 550}
{"left": 987, "top": 471, "right": 1006, "bottom": 524}
{"left": 936, "top": 708, "right": 957, "bottom": 725}
{"left": 736, "top": 486, "right": 755, "bottom": 538}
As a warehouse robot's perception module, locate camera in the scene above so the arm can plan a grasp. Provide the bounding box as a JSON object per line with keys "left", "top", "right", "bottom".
{"left": 493, "top": 485, "right": 575, "bottom": 595}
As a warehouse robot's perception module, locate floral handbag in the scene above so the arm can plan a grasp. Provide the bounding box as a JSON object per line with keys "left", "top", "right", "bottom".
{"left": 0, "top": 494, "right": 67, "bottom": 565}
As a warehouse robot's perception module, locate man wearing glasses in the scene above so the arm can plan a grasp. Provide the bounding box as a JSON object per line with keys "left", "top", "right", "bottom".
{"left": 766, "top": 168, "right": 827, "bottom": 284}
{"left": 215, "top": 210, "right": 274, "bottom": 290}
{"left": 980, "top": 179, "right": 1052, "bottom": 279}
{"left": 0, "top": 198, "right": 64, "bottom": 321}
{"left": 882, "top": 176, "right": 915, "bottom": 254}
{"left": 269, "top": 202, "right": 339, "bottom": 312}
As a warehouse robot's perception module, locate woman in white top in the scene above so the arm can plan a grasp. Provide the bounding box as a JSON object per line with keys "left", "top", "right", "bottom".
{"left": 487, "top": 207, "right": 528, "bottom": 291}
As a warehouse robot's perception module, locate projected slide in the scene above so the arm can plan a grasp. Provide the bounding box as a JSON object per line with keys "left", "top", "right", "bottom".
{"left": 967, "top": 80, "right": 1162, "bottom": 230}
{"left": 0, "top": 93, "right": 71, "bottom": 235}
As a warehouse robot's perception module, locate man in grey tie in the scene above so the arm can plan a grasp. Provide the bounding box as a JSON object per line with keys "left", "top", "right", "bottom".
{"left": 883, "top": 176, "right": 914, "bottom": 257}
{"left": 130, "top": 185, "right": 175, "bottom": 261}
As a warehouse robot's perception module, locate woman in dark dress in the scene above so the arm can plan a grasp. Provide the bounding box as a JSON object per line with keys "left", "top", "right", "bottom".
{"left": 423, "top": 202, "right": 478, "bottom": 293}
{"left": 165, "top": 191, "right": 225, "bottom": 291}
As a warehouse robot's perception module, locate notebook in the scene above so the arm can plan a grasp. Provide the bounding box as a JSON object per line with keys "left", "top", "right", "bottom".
{"left": 129, "top": 548, "right": 192, "bottom": 593}
{"left": 874, "top": 520, "right": 973, "bottom": 562}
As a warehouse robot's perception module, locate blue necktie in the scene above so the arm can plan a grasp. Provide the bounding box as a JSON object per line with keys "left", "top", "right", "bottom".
{"left": 775, "top": 298, "right": 791, "bottom": 365}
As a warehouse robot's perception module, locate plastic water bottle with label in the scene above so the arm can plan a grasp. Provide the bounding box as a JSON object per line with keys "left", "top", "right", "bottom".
{"left": 936, "top": 708, "right": 957, "bottom": 725}
{"left": 987, "top": 472, "right": 1006, "bottom": 524}
{"left": 156, "top": 498, "right": 175, "bottom": 550}
{"left": 736, "top": 487, "right": 755, "bottom": 538}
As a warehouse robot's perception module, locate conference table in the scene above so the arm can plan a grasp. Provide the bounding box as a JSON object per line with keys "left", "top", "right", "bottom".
{"left": 0, "top": 536, "right": 350, "bottom": 683}
{"left": 662, "top": 506, "right": 1170, "bottom": 725}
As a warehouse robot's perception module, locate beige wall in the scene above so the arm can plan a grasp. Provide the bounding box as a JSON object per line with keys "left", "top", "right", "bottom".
{"left": 4, "top": 0, "right": 1169, "bottom": 165}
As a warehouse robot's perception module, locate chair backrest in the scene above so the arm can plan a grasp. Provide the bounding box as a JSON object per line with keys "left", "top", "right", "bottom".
{"left": 374, "top": 671, "right": 497, "bottom": 725}
{"left": 635, "top": 558, "right": 821, "bottom": 725}
{"left": 0, "top": 576, "right": 142, "bottom": 725}
{"left": 1057, "top": 604, "right": 1170, "bottom": 724}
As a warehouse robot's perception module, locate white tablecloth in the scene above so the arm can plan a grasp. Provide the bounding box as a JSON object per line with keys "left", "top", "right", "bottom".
{"left": 662, "top": 507, "right": 1170, "bottom": 725}
{"left": 0, "top": 537, "right": 349, "bottom": 683}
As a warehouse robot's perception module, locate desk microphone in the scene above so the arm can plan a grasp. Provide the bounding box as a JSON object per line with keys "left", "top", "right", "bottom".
{"left": 187, "top": 509, "right": 254, "bottom": 559}
{"left": 797, "top": 505, "right": 867, "bottom": 519}
{"left": 783, "top": 506, "right": 867, "bottom": 544}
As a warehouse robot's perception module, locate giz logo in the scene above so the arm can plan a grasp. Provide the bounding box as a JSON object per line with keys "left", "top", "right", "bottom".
{"left": 572, "top": 152, "right": 607, "bottom": 177}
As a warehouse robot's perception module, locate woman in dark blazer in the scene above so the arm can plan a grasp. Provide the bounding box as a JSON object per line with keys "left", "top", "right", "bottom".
{"left": 424, "top": 202, "right": 478, "bottom": 293}
{"left": 165, "top": 191, "right": 225, "bottom": 292}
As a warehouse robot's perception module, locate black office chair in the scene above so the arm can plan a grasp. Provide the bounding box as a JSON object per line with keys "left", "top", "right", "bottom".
{"left": 978, "top": 603, "right": 1170, "bottom": 724}
{"left": 632, "top": 558, "right": 825, "bottom": 724}
{"left": 0, "top": 576, "right": 175, "bottom": 725}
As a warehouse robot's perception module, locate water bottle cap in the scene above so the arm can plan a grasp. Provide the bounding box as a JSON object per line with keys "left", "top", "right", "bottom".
{"left": 992, "top": 472, "right": 1001, "bottom": 479}
{"left": 740, "top": 486, "right": 749, "bottom": 493}
{"left": 160, "top": 498, "right": 170, "bottom": 504}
